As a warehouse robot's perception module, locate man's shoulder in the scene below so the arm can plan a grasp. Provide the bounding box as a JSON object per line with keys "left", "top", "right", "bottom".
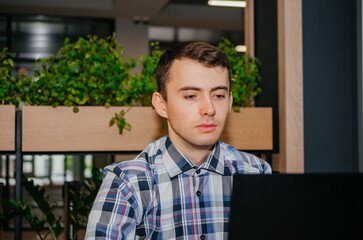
{"left": 104, "top": 136, "right": 167, "bottom": 180}
{"left": 219, "top": 141, "right": 272, "bottom": 174}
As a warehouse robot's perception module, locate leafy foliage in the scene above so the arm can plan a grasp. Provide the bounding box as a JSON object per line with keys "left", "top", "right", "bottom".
{"left": 218, "top": 38, "right": 261, "bottom": 109}
{"left": 15, "top": 34, "right": 163, "bottom": 133}
{"left": 0, "top": 35, "right": 261, "bottom": 132}
{"left": 0, "top": 175, "right": 63, "bottom": 240}
{"left": 19, "top": 33, "right": 137, "bottom": 109}
{"left": 0, "top": 169, "right": 103, "bottom": 240}
{"left": 127, "top": 41, "right": 163, "bottom": 106}
{"left": 0, "top": 48, "right": 19, "bottom": 106}
{"left": 69, "top": 167, "right": 103, "bottom": 239}
{"left": 0, "top": 200, "right": 46, "bottom": 240}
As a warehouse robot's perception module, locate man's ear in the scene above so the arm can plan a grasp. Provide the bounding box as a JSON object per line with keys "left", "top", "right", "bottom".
{"left": 229, "top": 91, "right": 233, "bottom": 113}
{"left": 152, "top": 92, "right": 168, "bottom": 118}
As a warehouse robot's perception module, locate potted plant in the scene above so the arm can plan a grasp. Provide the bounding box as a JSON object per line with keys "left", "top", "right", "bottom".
{"left": 0, "top": 175, "right": 63, "bottom": 240}
{"left": 0, "top": 168, "right": 103, "bottom": 240}
{"left": 17, "top": 34, "right": 167, "bottom": 152}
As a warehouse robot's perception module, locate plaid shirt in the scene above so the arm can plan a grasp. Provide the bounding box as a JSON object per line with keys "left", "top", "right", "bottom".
{"left": 86, "top": 135, "right": 271, "bottom": 240}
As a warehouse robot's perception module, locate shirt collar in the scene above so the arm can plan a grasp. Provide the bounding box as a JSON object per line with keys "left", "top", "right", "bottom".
{"left": 163, "top": 136, "right": 225, "bottom": 178}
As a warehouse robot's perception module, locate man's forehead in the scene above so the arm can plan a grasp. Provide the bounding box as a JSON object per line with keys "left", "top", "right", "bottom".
{"left": 171, "top": 58, "right": 226, "bottom": 71}
{"left": 169, "top": 58, "right": 229, "bottom": 83}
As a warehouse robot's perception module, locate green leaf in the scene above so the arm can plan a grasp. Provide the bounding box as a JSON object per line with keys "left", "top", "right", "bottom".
{"left": 109, "top": 117, "right": 115, "bottom": 126}
{"left": 124, "top": 122, "right": 131, "bottom": 131}
{"left": 73, "top": 106, "right": 79, "bottom": 113}
{"left": 17, "top": 175, "right": 64, "bottom": 239}
{"left": 69, "top": 63, "right": 80, "bottom": 74}
{"left": 64, "top": 37, "right": 70, "bottom": 44}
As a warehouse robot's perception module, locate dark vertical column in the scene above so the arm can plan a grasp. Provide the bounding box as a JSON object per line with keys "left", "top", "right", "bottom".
{"left": 0, "top": 182, "right": 3, "bottom": 239}
{"left": 5, "top": 155, "right": 9, "bottom": 212}
{"left": 79, "top": 155, "right": 85, "bottom": 184}
{"left": 254, "top": 0, "right": 279, "bottom": 153}
{"left": 63, "top": 181, "right": 80, "bottom": 240}
{"left": 49, "top": 155, "right": 52, "bottom": 184}
{"left": 303, "top": 0, "right": 358, "bottom": 172}
{"left": 6, "top": 15, "right": 11, "bottom": 51}
{"left": 15, "top": 110, "right": 22, "bottom": 240}
{"left": 357, "top": 0, "right": 363, "bottom": 173}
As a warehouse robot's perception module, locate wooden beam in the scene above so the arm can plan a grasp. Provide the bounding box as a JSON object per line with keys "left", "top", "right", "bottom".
{"left": 245, "top": 0, "right": 255, "bottom": 57}
{"left": 277, "top": 0, "right": 304, "bottom": 173}
{"left": 0, "top": 105, "right": 15, "bottom": 151}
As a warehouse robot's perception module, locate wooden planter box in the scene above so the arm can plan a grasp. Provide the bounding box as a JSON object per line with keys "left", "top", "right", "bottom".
{"left": 221, "top": 107, "right": 273, "bottom": 150}
{"left": 22, "top": 106, "right": 167, "bottom": 152}
{"left": 22, "top": 106, "right": 272, "bottom": 152}
{"left": 0, "top": 105, "right": 16, "bottom": 151}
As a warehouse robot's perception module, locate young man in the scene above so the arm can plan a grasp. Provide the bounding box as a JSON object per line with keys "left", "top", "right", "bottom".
{"left": 86, "top": 41, "right": 271, "bottom": 239}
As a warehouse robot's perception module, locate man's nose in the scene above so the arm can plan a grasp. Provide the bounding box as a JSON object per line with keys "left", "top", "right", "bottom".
{"left": 200, "top": 97, "right": 216, "bottom": 117}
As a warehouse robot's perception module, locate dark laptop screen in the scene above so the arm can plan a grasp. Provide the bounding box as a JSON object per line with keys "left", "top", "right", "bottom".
{"left": 228, "top": 174, "right": 363, "bottom": 240}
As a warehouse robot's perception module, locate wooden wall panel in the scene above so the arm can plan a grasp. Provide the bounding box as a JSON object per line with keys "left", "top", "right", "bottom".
{"left": 277, "top": 0, "right": 304, "bottom": 173}
{"left": 221, "top": 107, "right": 273, "bottom": 150}
{"left": 0, "top": 105, "right": 15, "bottom": 151}
{"left": 245, "top": 0, "right": 255, "bottom": 57}
{"left": 22, "top": 106, "right": 167, "bottom": 152}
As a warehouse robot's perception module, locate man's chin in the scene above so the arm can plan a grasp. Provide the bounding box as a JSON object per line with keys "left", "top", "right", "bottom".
{"left": 191, "top": 136, "right": 220, "bottom": 149}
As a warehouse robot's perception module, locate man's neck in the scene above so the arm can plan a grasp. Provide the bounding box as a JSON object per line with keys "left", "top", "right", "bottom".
{"left": 168, "top": 135, "right": 214, "bottom": 166}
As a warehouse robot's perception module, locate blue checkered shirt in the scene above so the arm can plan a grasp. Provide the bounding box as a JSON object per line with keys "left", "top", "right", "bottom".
{"left": 86, "top": 135, "right": 271, "bottom": 239}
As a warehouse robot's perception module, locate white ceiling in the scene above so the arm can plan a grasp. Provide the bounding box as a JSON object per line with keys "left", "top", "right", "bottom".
{"left": 0, "top": 0, "right": 244, "bottom": 31}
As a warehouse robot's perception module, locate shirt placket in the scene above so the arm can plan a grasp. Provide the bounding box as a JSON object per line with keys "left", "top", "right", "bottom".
{"left": 194, "top": 169, "right": 206, "bottom": 240}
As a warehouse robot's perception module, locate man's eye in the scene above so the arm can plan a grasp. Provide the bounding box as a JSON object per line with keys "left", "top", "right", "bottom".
{"left": 184, "top": 95, "right": 196, "bottom": 99}
{"left": 215, "top": 94, "right": 225, "bottom": 99}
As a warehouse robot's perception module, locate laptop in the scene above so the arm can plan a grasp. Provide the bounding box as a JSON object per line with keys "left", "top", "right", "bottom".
{"left": 228, "top": 174, "right": 363, "bottom": 240}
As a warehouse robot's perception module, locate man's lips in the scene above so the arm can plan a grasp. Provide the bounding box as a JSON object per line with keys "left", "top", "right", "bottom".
{"left": 196, "top": 123, "right": 217, "bottom": 132}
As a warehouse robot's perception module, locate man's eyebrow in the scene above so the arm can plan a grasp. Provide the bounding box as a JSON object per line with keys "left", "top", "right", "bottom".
{"left": 178, "top": 86, "right": 229, "bottom": 92}
{"left": 211, "top": 86, "right": 229, "bottom": 91}
{"left": 179, "top": 86, "right": 201, "bottom": 91}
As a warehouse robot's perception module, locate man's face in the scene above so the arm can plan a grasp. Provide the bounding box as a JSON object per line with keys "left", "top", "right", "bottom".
{"left": 159, "top": 58, "right": 232, "bottom": 151}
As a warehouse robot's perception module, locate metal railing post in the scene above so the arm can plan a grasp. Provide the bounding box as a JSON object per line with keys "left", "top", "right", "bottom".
{"left": 63, "top": 181, "right": 80, "bottom": 240}
{"left": 14, "top": 110, "right": 22, "bottom": 240}
{"left": 0, "top": 182, "right": 4, "bottom": 240}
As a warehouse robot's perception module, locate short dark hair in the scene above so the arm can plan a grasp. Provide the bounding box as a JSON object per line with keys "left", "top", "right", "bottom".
{"left": 155, "top": 41, "right": 231, "bottom": 100}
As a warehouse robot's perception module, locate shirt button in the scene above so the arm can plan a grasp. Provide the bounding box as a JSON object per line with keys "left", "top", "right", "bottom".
{"left": 196, "top": 169, "right": 201, "bottom": 174}
{"left": 200, "top": 235, "right": 205, "bottom": 240}
{"left": 196, "top": 190, "right": 202, "bottom": 196}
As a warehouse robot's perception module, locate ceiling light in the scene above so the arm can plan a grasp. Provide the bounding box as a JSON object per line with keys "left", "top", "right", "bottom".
{"left": 208, "top": 1, "right": 247, "bottom": 8}
{"left": 235, "top": 45, "right": 247, "bottom": 52}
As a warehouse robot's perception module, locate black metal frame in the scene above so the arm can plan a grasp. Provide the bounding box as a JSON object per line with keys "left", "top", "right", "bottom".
{"left": 15, "top": 111, "right": 22, "bottom": 240}
{"left": 63, "top": 181, "right": 80, "bottom": 240}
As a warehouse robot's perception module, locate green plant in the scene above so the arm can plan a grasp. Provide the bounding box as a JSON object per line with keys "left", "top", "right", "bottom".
{"left": 109, "top": 108, "right": 132, "bottom": 134}
{"left": 19, "top": 33, "right": 137, "bottom": 108}
{"left": 1, "top": 36, "right": 261, "bottom": 132}
{"left": 69, "top": 167, "right": 103, "bottom": 239}
{"left": 0, "top": 175, "right": 63, "bottom": 240}
{"left": 0, "top": 48, "right": 20, "bottom": 106}
{"left": 126, "top": 41, "right": 163, "bottom": 106}
{"left": 0, "top": 169, "right": 103, "bottom": 240}
{"left": 15, "top": 34, "right": 164, "bottom": 133}
{"left": 218, "top": 38, "right": 261, "bottom": 109}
